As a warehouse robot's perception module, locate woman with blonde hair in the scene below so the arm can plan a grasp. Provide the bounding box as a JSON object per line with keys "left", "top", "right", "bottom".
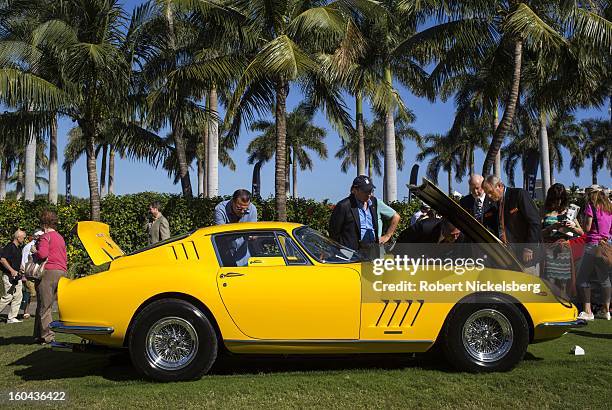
{"left": 577, "top": 187, "right": 612, "bottom": 321}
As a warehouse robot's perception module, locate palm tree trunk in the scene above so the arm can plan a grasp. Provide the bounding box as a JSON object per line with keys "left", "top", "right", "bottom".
{"left": 448, "top": 169, "right": 452, "bottom": 195}
{"left": 356, "top": 91, "right": 366, "bottom": 176}
{"left": 108, "top": 145, "right": 115, "bottom": 195}
{"left": 292, "top": 147, "right": 297, "bottom": 198}
{"left": 383, "top": 65, "right": 397, "bottom": 202}
{"left": 172, "top": 115, "right": 193, "bottom": 198}
{"left": 100, "top": 144, "right": 108, "bottom": 198}
{"left": 48, "top": 115, "right": 58, "bottom": 204}
{"left": 592, "top": 161, "right": 598, "bottom": 185}
{"left": 15, "top": 156, "right": 23, "bottom": 200}
{"left": 538, "top": 111, "right": 551, "bottom": 199}
{"left": 469, "top": 148, "right": 475, "bottom": 176}
{"left": 197, "top": 159, "right": 204, "bottom": 197}
{"left": 483, "top": 40, "right": 522, "bottom": 175}
{"left": 493, "top": 104, "right": 501, "bottom": 177}
{"left": 368, "top": 155, "right": 373, "bottom": 178}
{"left": 275, "top": 78, "right": 289, "bottom": 221}
{"left": 0, "top": 159, "right": 7, "bottom": 200}
{"left": 207, "top": 86, "right": 219, "bottom": 197}
{"left": 84, "top": 128, "right": 101, "bottom": 221}
{"left": 203, "top": 109, "right": 208, "bottom": 198}
{"left": 24, "top": 124, "right": 36, "bottom": 201}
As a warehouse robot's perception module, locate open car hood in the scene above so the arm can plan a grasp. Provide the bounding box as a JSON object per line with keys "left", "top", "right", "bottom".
{"left": 409, "top": 179, "right": 523, "bottom": 272}
{"left": 75, "top": 221, "right": 125, "bottom": 266}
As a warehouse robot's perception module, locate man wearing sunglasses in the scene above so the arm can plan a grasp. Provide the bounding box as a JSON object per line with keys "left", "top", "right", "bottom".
{"left": 214, "top": 189, "right": 258, "bottom": 225}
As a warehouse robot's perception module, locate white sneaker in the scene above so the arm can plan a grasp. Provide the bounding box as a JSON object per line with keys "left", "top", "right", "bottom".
{"left": 577, "top": 311, "right": 594, "bottom": 321}
{"left": 6, "top": 318, "right": 23, "bottom": 324}
{"left": 595, "top": 311, "right": 611, "bottom": 321}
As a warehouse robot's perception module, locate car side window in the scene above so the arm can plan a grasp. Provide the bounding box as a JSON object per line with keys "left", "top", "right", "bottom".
{"left": 276, "top": 234, "right": 309, "bottom": 265}
{"left": 213, "top": 232, "right": 283, "bottom": 267}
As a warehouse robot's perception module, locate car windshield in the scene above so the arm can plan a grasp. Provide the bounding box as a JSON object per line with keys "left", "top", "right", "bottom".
{"left": 293, "top": 226, "right": 361, "bottom": 264}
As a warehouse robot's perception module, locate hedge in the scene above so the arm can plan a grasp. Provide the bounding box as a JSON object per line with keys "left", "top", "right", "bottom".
{"left": 0, "top": 194, "right": 421, "bottom": 277}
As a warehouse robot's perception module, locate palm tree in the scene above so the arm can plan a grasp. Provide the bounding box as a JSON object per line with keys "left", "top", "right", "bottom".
{"left": 226, "top": 1, "right": 360, "bottom": 220}
{"left": 343, "top": 1, "right": 428, "bottom": 202}
{"left": 424, "top": 1, "right": 611, "bottom": 176}
{"left": 502, "top": 108, "right": 582, "bottom": 189}
{"left": 134, "top": 1, "right": 246, "bottom": 199}
{"left": 570, "top": 119, "right": 612, "bottom": 185}
{"left": 161, "top": 125, "right": 236, "bottom": 189}
{"left": 417, "top": 134, "right": 462, "bottom": 195}
{"left": 0, "top": 0, "right": 138, "bottom": 220}
{"left": 247, "top": 104, "right": 328, "bottom": 198}
{"left": 336, "top": 109, "right": 419, "bottom": 180}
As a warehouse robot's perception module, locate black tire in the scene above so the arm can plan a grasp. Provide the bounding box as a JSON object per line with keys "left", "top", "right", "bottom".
{"left": 441, "top": 296, "right": 529, "bottom": 372}
{"left": 129, "top": 298, "right": 217, "bottom": 381}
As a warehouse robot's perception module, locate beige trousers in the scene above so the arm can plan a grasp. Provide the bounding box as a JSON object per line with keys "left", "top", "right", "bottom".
{"left": 0, "top": 275, "right": 23, "bottom": 320}
{"left": 33, "top": 270, "right": 65, "bottom": 342}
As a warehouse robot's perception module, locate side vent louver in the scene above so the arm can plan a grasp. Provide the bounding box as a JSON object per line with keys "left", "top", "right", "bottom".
{"left": 374, "top": 300, "right": 424, "bottom": 328}
{"left": 168, "top": 241, "right": 200, "bottom": 261}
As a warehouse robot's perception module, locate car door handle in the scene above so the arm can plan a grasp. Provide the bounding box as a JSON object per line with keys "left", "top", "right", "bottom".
{"left": 220, "top": 272, "right": 244, "bottom": 278}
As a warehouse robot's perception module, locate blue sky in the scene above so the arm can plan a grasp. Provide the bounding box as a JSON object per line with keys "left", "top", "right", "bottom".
{"left": 36, "top": 1, "right": 612, "bottom": 200}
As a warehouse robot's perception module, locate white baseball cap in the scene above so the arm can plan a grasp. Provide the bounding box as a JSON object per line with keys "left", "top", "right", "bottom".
{"left": 34, "top": 230, "right": 44, "bottom": 237}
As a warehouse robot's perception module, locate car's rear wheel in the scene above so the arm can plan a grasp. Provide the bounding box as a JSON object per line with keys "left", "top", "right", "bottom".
{"left": 441, "top": 298, "right": 528, "bottom": 372}
{"left": 129, "top": 299, "right": 217, "bottom": 381}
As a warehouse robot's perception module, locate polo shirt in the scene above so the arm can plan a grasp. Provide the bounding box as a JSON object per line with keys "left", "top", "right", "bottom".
{"left": 376, "top": 200, "right": 397, "bottom": 237}
{"left": 1, "top": 242, "right": 21, "bottom": 275}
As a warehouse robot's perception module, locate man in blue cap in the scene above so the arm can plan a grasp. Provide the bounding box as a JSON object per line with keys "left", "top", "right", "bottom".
{"left": 329, "top": 175, "right": 385, "bottom": 255}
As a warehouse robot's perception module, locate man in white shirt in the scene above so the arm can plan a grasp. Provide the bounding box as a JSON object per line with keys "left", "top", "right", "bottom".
{"left": 19, "top": 230, "right": 43, "bottom": 319}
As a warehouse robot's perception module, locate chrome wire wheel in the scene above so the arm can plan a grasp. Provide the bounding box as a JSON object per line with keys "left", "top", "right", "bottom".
{"left": 146, "top": 317, "right": 199, "bottom": 371}
{"left": 461, "top": 309, "right": 513, "bottom": 363}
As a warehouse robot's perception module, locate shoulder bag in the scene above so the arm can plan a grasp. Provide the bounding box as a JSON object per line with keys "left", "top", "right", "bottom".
{"left": 590, "top": 203, "right": 612, "bottom": 268}
{"left": 24, "top": 236, "right": 50, "bottom": 280}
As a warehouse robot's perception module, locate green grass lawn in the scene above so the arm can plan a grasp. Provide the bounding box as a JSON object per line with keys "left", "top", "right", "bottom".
{"left": 1, "top": 316, "right": 611, "bottom": 409}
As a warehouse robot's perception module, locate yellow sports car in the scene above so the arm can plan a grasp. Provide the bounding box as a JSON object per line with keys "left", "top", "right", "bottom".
{"left": 50, "top": 180, "right": 584, "bottom": 381}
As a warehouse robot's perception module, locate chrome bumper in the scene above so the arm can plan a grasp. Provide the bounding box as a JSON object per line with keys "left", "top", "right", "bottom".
{"left": 535, "top": 319, "right": 588, "bottom": 329}
{"left": 50, "top": 321, "right": 114, "bottom": 335}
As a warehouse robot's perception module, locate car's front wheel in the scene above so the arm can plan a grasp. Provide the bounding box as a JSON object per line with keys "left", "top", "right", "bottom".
{"left": 441, "top": 297, "right": 529, "bottom": 372}
{"left": 129, "top": 299, "right": 217, "bottom": 381}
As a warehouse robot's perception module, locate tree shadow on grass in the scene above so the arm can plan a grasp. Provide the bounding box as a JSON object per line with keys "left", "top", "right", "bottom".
{"left": 9, "top": 348, "right": 141, "bottom": 382}
{"left": 570, "top": 330, "right": 612, "bottom": 340}
{"left": 9, "top": 347, "right": 453, "bottom": 381}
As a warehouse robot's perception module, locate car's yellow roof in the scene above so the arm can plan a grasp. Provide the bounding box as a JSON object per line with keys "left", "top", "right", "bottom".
{"left": 194, "top": 221, "right": 305, "bottom": 236}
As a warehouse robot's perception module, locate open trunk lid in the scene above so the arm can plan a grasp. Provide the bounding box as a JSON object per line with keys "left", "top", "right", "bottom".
{"left": 76, "top": 221, "right": 125, "bottom": 266}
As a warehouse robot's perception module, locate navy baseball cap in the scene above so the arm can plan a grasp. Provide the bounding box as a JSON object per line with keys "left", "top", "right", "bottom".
{"left": 352, "top": 175, "right": 375, "bottom": 192}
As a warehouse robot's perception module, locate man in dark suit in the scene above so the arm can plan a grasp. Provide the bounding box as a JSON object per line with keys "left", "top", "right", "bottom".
{"left": 482, "top": 175, "right": 542, "bottom": 268}
{"left": 329, "top": 175, "right": 379, "bottom": 253}
{"left": 459, "top": 174, "right": 497, "bottom": 233}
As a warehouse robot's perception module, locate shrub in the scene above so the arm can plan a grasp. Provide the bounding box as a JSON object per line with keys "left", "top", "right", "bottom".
{"left": 0, "top": 194, "right": 422, "bottom": 277}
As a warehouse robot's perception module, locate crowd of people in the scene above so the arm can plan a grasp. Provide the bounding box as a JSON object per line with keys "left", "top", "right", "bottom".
{"left": 0, "top": 210, "right": 68, "bottom": 343}
{"left": 2, "top": 176, "right": 611, "bottom": 345}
